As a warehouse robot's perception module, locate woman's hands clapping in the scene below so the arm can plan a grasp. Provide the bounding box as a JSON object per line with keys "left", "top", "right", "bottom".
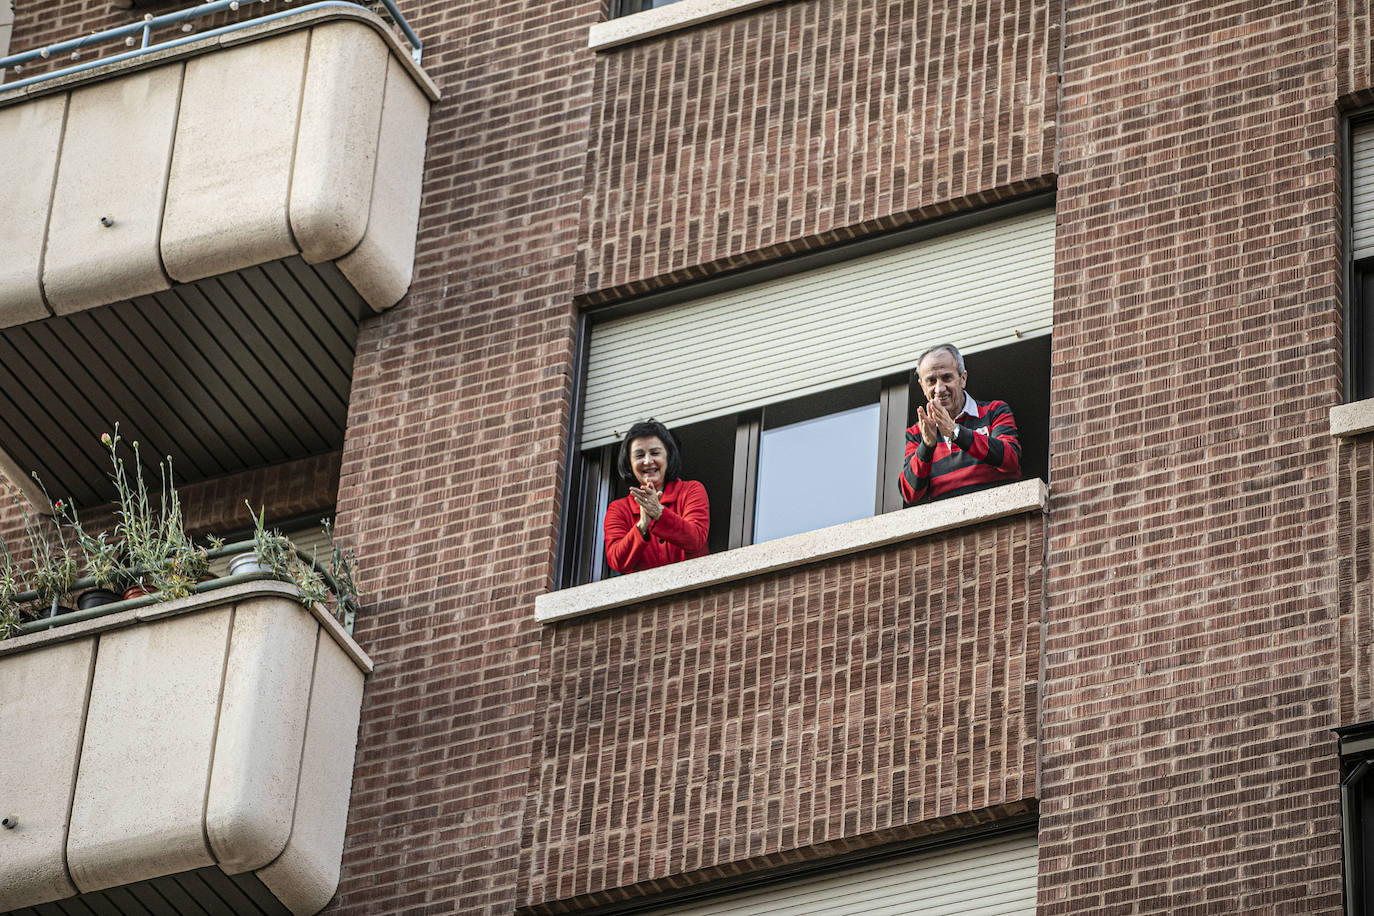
{"left": 630, "top": 481, "right": 664, "bottom": 535}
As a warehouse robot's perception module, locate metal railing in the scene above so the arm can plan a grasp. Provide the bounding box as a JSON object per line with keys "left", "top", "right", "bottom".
{"left": 0, "top": 0, "right": 422, "bottom": 94}
{"left": 11, "top": 538, "right": 359, "bottom": 637}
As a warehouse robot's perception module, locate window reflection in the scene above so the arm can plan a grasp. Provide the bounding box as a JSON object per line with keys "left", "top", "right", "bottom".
{"left": 753, "top": 401, "right": 880, "bottom": 543}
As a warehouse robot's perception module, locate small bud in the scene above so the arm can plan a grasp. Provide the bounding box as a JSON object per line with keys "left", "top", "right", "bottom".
{"left": 100, "top": 433, "right": 112, "bottom": 446}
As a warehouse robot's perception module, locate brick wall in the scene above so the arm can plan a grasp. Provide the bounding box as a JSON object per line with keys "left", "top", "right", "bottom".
{"left": 328, "top": 0, "right": 599, "bottom": 911}
{"left": 580, "top": 0, "right": 1059, "bottom": 300}
{"left": 1042, "top": 1, "right": 1345, "bottom": 911}
{"left": 522, "top": 513, "right": 1043, "bottom": 910}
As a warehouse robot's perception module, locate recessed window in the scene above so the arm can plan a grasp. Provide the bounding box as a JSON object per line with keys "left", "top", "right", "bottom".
{"left": 612, "top": 0, "right": 685, "bottom": 15}
{"left": 558, "top": 205, "right": 1054, "bottom": 587}
{"left": 1349, "top": 117, "right": 1374, "bottom": 400}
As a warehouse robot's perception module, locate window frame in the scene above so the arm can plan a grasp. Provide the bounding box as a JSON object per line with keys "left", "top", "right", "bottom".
{"left": 1337, "top": 722, "right": 1374, "bottom": 916}
{"left": 556, "top": 193, "right": 1054, "bottom": 591}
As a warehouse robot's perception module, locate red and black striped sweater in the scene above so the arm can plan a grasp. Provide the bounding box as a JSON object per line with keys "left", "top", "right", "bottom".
{"left": 900, "top": 396, "right": 1021, "bottom": 505}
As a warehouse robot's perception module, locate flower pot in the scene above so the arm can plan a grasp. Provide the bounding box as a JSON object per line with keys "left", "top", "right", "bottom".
{"left": 227, "top": 552, "right": 269, "bottom": 576}
{"left": 122, "top": 584, "right": 151, "bottom": 601}
{"left": 77, "top": 588, "right": 122, "bottom": 610}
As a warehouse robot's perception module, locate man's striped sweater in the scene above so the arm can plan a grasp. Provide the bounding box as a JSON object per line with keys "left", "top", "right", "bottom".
{"left": 900, "top": 396, "right": 1021, "bottom": 505}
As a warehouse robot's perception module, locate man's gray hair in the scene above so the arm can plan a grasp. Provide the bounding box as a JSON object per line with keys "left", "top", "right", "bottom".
{"left": 916, "top": 343, "right": 965, "bottom": 375}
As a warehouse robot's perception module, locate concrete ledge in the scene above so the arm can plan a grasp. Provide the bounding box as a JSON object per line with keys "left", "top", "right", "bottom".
{"left": 1332, "top": 398, "right": 1374, "bottom": 438}
{"left": 589, "top": 0, "right": 788, "bottom": 51}
{"left": 536, "top": 478, "right": 1048, "bottom": 623}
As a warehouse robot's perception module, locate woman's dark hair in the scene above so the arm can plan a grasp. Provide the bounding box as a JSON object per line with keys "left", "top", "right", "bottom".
{"left": 616, "top": 419, "right": 682, "bottom": 482}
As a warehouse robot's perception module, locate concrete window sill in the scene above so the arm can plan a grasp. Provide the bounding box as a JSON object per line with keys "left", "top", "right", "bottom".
{"left": 589, "top": 0, "right": 787, "bottom": 51}
{"left": 1331, "top": 398, "right": 1374, "bottom": 437}
{"left": 536, "top": 477, "right": 1048, "bottom": 623}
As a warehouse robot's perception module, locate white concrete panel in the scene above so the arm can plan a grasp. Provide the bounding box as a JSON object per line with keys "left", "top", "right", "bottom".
{"left": 43, "top": 65, "right": 180, "bottom": 314}
{"left": 161, "top": 31, "right": 307, "bottom": 283}
{"left": 207, "top": 595, "right": 318, "bottom": 874}
{"left": 0, "top": 92, "right": 64, "bottom": 327}
{"left": 289, "top": 21, "right": 388, "bottom": 264}
{"left": 336, "top": 54, "right": 431, "bottom": 312}
{"left": 588, "top": 0, "right": 785, "bottom": 50}
{"left": 0, "top": 638, "right": 93, "bottom": 910}
{"left": 66, "top": 608, "right": 230, "bottom": 892}
{"left": 256, "top": 633, "right": 366, "bottom": 916}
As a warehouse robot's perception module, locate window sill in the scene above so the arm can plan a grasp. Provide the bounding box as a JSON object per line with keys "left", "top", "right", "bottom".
{"left": 1331, "top": 398, "right": 1374, "bottom": 437}
{"left": 536, "top": 478, "right": 1048, "bottom": 623}
{"left": 588, "top": 0, "right": 788, "bottom": 52}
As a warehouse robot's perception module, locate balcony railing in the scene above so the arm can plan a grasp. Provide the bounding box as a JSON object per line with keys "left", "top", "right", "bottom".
{"left": 0, "top": 0, "right": 423, "bottom": 87}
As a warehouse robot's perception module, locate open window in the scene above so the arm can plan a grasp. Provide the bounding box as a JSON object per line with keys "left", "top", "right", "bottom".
{"left": 559, "top": 202, "right": 1054, "bottom": 587}
{"left": 1350, "top": 117, "right": 1374, "bottom": 400}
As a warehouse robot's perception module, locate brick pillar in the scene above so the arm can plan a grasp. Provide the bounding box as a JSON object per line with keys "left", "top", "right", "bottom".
{"left": 329, "top": 1, "right": 599, "bottom": 912}
{"left": 1041, "top": 2, "right": 1345, "bottom": 911}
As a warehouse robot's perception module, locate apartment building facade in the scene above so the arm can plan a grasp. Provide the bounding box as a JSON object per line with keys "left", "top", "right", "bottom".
{"left": 0, "top": 0, "right": 1371, "bottom": 913}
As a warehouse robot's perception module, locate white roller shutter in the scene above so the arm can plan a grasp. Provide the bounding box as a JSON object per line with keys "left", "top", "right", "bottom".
{"left": 647, "top": 830, "right": 1037, "bottom": 916}
{"left": 581, "top": 209, "right": 1054, "bottom": 448}
{"left": 1355, "top": 121, "right": 1374, "bottom": 261}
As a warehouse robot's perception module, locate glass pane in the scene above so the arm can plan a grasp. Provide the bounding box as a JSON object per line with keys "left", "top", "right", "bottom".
{"left": 753, "top": 402, "right": 880, "bottom": 543}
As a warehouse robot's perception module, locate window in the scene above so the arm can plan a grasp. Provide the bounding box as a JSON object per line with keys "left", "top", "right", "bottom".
{"left": 637, "top": 828, "right": 1037, "bottom": 915}
{"left": 558, "top": 203, "right": 1054, "bottom": 587}
{"left": 1338, "top": 722, "right": 1374, "bottom": 915}
{"left": 612, "top": 0, "right": 685, "bottom": 15}
{"left": 1350, "top": 117, "right": 1374, "bottom": 400}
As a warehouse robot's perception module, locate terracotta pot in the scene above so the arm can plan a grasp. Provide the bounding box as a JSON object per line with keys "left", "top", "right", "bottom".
{"left": 122, "top": 584, "right": 151, "bottom": 601}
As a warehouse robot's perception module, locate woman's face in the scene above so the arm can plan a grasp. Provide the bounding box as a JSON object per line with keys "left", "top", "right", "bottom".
{"left": 629, "top": 436, "right": 668, "bottom": 490}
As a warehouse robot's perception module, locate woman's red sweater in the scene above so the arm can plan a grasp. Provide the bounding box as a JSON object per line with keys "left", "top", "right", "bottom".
{"left": 603, "top": 479, "right": 710, "bottom": 573}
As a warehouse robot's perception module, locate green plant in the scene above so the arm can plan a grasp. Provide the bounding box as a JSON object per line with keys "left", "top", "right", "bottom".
{"left": 247, "top": 505, "right": 360, "bottom": 623}
{"left": 59, "top": 427, "right": 210, "bottom": 600}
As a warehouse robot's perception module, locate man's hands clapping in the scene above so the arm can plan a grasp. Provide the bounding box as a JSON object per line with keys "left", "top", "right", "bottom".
{"left": 916, "top": 400, "right": 958, "bottom": 447}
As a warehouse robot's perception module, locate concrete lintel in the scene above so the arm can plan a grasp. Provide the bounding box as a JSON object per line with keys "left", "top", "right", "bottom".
{"left": 1331, "top": 398, "right": 1374, "bottom": 438}
{"left": 589, "top": 0, "right": 788, "bottom": 51}
{"left": 536, "top": 478, "right": 1048, "bottom": 623}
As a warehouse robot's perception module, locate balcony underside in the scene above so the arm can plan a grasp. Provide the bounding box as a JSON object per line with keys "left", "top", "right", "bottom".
{"left": 0, "top": 6, "right": 437, "bottom": 508}
{"left": 0, "top": 258, "right": 364, "bottom": 508}
{"left": 6, "top": 865, "right": 289, "bottom": 916}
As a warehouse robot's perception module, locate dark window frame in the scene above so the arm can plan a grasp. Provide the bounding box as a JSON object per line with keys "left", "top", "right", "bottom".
{"left": 555, "top": 194, "right": 1056, "bottom": 591}
{"left": 1337, "top": 722, "right": 1374, "bottom": 916}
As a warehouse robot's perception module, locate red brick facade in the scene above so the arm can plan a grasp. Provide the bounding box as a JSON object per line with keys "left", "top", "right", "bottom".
{"left": 6, "top": 0, "right": 1374, "bottom": 913}
{"left": 524, "top": 515, "right": 1042, "bottom": 909}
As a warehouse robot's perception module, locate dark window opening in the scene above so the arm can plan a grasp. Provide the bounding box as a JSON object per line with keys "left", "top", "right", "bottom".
{"left": 612, "top": 0, "right": 686, "bottom": 17}
{"left": 1337, "top": 722, "right": 1374, "bottom": 916}
{"left": 1354, "top": 260, "right": 1374, "bottom": 402}
{"left": 560, "top": 335, "right": 1050, "bottom": 588}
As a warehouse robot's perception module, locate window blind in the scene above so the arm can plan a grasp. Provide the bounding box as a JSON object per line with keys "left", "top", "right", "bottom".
{"left": 1354, "top": 121, "right": 1374, "bottom": 261}
{"left": 581, "top": 209, "right": 1055, "bottom": 448}
{"left": 646, "top": 830, "right": 1038, "bottom": 916}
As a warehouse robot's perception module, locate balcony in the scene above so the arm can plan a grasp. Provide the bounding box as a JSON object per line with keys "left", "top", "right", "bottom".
{"left": 0, "top": 581, "right": 372, "bottom": 916}
{"left": 0, "top": 1, "right": 438, "bottom": 508}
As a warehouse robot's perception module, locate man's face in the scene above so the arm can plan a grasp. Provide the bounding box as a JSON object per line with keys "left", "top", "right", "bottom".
{"left": 917, "top": 349, "right": 968, "bottom": 416}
